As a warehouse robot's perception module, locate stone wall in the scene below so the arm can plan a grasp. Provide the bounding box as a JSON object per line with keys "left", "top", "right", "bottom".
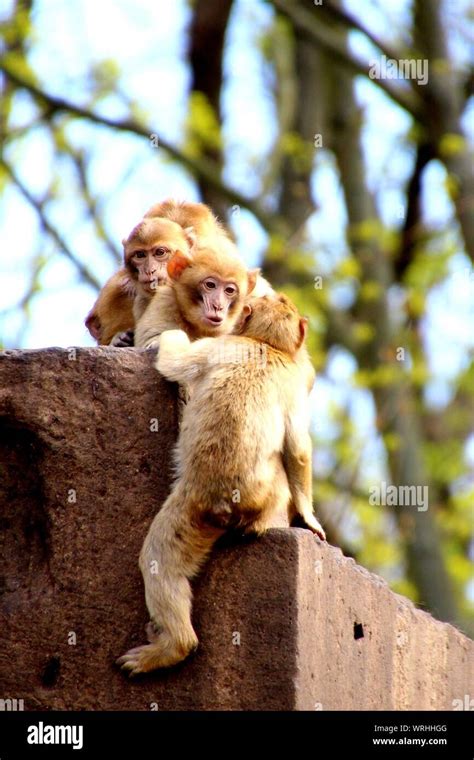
{"left": 0, "top": 349, "right": 472, "bottom": 710}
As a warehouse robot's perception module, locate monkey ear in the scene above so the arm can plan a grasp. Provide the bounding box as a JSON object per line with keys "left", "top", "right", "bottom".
{"left": 242, "top": 304, "right": 252, "bottom": 321}
{"left": 247, "top": 268, "right": 260, "bottom": 294}
{"left": 167, "top": 251, "right": 192, "bottom": 280}
{"left": 184, "top": 226, "right": 197, "bottom": 248}
{"left": 235, "top": 303, "right": 252, "bottom": 334}
{"left": 298, "top": 317, "right": 308, "bottom": 347}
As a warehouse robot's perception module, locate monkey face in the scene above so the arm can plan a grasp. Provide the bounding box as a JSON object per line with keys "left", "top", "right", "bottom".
{"left": 196, "top": 276, "right": 240, "bottom": 329}
{"left": 168, "top": 248, "right": 258, "bottom": 337}
{"left": 123, "top": 218, "right": 194, "bottom": 294}
{"left": 129, "top": 248, "right": 172, "bottom": 293}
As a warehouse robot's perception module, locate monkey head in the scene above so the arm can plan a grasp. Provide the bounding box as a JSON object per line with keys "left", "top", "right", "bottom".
{"left": 240, "top": 293, "right": 308, "bottom": 355}
{"left": 123, "top": 217, "right": 195, "bottom": 295}
{"left": 167, "top": 247, "right": 259, "bottom": 337}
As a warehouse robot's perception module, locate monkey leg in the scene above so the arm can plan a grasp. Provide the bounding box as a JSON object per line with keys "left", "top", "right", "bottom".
{"left": 241, "top": 467, "right": 292, "bottom": 536}
{"left": 117, "top": 495, "right": 223, "bottom": 675}
{"left": 284, "top": 433, "right": 326, "bottom": 541}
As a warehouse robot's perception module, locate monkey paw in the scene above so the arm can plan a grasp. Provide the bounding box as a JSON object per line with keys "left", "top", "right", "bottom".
{"left": 116, "top": 631, "right": 198, "bottom": 676}
{"left": 111, "top": 329, "right": 135, "bottom": 347}
{"left": 292, "top": 512, "right": 326, "bottom": 541}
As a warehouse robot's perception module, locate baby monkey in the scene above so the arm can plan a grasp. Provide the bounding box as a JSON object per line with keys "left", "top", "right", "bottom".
{"left": 117, "top": 293, "right": 325, "bottom": 675}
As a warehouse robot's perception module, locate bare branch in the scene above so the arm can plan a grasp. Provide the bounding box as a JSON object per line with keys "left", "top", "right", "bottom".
{"left": 71, "top": 150, "right": 122, "bottom": 265}
{"left": 1, "top": 158, "right": 101, "bottom": 290}
{"left": 323, "top": 0, "right": 411, "bottom": 71}
{"left": 268, "top": 0, "right": 424, "bottom": 121}
{"left": 0, "top": 58, "right": 285, "bottom": 234}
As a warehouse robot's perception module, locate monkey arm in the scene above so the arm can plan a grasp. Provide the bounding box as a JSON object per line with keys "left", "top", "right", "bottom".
{"left": 135, "top": 287, "right": 180, "bottom": 349}
{"left": 156, "top": 331, "right": 214, "bottom": 385}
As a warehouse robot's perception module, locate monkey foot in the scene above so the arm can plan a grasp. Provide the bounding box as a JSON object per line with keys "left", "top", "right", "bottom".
{"left": 292, "top": 512, "right": 326, "bottom": 541}
{"left": 116, "top": 632, "right": 198, "bottom": 676}
{"left": 307, "top": 517, "right": 326, "bottom": 541}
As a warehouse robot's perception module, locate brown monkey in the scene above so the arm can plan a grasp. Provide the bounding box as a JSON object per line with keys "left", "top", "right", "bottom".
{"left": 143, "top": 198, "right": 231, "bottom": 243}
{"left": 85, "top": 269, "right": 135, "bottom": 346}
{"left": 117, "top": 293, "right": 325, "bottom": 675}
{"left": 85, "top": 216, "right": 195, "bottom": 345}
{"left": 134, "top": 246, "right": 260, "bottom": 348}
{"left": 85, "top": 200, "right": 236, "bottom": 346}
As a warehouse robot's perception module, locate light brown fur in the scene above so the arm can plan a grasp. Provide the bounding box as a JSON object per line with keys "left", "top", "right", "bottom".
{"left": 117, "top": 294, "right": 325, "bottom": 675}
{"left": 134, "top": 246, "right": 259, "bottom": 347}
{"left": 85, "top": 269, "right": 135, "bottom": 345}
{"left": 85, "top": 200, "right": 234, "bottom": 345}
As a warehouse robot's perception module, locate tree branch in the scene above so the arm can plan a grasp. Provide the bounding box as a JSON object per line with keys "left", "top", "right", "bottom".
{"left": 0, "top": 157, "right": 101, "bottom": 290}
{"left": 0, "top": 57, "right": 284, "bottom": 234}
{"left": 322, "top": 0, "right": 412, "bottom": 72}
{"left": 71, "top": 149, "right": 122, "bottom": 265}
{"left": 394, "top": 142, "right": 435, "bottom": 280}
{"left": 268, "top": 0, "right": 424, "bottom": 121}
{"left": 187, "top": 0, "right": 234, "bottom": 220}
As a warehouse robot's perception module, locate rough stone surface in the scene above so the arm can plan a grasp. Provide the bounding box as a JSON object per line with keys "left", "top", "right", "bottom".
{"left": 0, "top": 349, "right": 472, "bottom": 711}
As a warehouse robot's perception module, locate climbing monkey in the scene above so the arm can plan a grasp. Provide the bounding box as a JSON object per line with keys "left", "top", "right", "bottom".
{"left": 117, "top": 293, "right": 325, "bottom": 675}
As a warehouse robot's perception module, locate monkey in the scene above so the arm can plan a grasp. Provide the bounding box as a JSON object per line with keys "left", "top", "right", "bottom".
{"left": 85, "top": 215, "right": 196, "bottom": 346}
{"left": 85, "top": 200, "right": 237, "bottom": 346}
{"left": 143, "top": 198, "right": 231, "bottom": 243}
{"left": 85, "top": 269, "right": 135, "bottom": 346}
{"left": 116, "top": 293, "right": 325, "bottom": 675}
{"left": 134, "top": 246, "right": 260, "bottom": 349}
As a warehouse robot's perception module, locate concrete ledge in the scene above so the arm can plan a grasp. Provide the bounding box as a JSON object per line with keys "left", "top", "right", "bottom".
{"left": 0, "top": 350, "right": 472, "bottom": 710}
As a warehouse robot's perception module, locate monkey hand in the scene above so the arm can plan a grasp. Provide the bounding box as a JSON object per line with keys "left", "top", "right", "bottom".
{"left": 156, "top": 330, "right": 192, "bottom": 376}
{"left": 159, "top": 329, "right": 191, "bottom": 353}
{"left": 111, "top": 329, "right": 135, "bottom": 347}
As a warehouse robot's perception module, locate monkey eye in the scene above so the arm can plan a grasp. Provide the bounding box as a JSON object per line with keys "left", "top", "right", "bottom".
{"left": 203, "top": 279, "right": 217, "bottom": 290}
{"left": 224, "top": 284, "right": 237, "bottom": 297}
{"left": 134, "top": 251, "right": 146, "bottom": 259}
{"left": 154, "top": 247, "right": 169, "bottom": 257}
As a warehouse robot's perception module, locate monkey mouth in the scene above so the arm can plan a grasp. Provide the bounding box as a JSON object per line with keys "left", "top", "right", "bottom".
{"left": 203, "top": 316, "right": 224, "bottom": 327}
